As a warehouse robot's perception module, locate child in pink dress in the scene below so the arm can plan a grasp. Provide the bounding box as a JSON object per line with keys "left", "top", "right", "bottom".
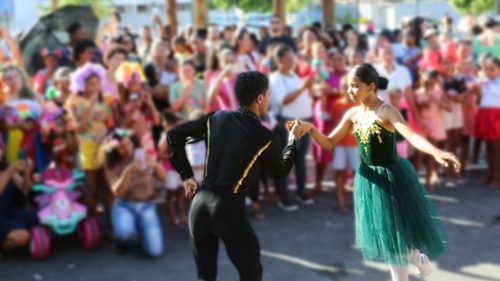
{"left": 456, "top": 40, "right": 479, "bottom": 176}
{"left": 415, "top": 70, "right": 451, "bottom": 191}
{"left": 158, "top": 111, "right": 187, "bottom": 225}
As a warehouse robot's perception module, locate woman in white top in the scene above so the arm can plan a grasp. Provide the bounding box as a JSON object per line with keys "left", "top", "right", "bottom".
{"left": 474, "top": 56, "right": 500, "bottom": 189}
{"left": 269, "top": 45, "right": 315, "bottom": 210}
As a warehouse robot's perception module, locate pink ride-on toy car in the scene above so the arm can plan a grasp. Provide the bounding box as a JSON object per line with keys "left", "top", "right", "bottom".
{"left": 30, "top": 168, "right": 100, "bottom": 259}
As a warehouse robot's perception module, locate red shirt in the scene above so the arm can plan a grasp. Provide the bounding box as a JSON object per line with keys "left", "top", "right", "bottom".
{"left": 331, "top": 98, "right": 358, "bottom": 147}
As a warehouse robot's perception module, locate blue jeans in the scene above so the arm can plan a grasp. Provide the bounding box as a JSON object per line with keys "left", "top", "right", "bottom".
{"left": 111, "top": 199, "right": 164, "bottom": 257}
{"left": 274, "top": 117, "right": 311, "bottom": 202}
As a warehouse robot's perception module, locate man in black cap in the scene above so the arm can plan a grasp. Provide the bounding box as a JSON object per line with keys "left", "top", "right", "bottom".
{"left": 167, "top": 71, "right": 301, "bottom": 281}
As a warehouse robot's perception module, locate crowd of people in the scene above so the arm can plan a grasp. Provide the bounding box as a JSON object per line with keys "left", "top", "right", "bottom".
{"left": 0, "top": 9, "right": 499, "bottom": 259}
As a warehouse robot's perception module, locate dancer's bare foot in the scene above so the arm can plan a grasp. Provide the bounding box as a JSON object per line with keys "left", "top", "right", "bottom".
{"left": 415, "top": 254, "right": 432, "bottom": 278}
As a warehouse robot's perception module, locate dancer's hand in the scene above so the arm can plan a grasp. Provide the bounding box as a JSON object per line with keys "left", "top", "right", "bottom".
{"left": 286, "top": 120, "right": 303, "bottom": 140}
{"left": 435, "top": 151, "right": 461, "bottom": 173}
{"left": 287, "top": 120, "right": 312, "bottom": 139}
{"left": 183, "top": 178, "right": 198, "bottom": 199}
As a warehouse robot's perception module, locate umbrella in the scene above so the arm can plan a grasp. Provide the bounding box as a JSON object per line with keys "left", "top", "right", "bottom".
{"left": 19, "top": 5, "right": 99, "bottom": 75}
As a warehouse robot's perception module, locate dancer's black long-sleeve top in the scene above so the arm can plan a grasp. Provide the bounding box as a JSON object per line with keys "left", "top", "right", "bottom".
{"left": 167, "top": 108, "right": 297, "bottom": 196}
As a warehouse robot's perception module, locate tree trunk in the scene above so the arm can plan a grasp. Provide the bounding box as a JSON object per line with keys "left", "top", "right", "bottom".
{"left": 51, "top": 0, "right": 58, "bottom": 11}
{"left": 193, "top": 0, "right": 209, "bottom": 29}
{"left": 92, "top": 0, "right": 100, "bottom": 18}
{"left": 273, "top": 0, "right": 286, "bottom": 25}
{"left": 166, "top": 0, "right": 178, "bottom": 36}
{"left": 321, "top": 0, "right": 336, "bottom": 29}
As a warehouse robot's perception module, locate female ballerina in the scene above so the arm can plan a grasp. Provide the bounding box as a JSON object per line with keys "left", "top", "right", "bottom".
{"left": 293, "top": 63, "right": 460, "bottom": 281}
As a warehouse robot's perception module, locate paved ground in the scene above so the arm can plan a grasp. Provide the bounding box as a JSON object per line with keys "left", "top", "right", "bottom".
{"left": 1, "top": 164, "right": 500, "bottom": 281}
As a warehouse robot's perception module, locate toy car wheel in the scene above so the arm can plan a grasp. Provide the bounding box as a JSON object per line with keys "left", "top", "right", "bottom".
{"left": 30, "top": 226, "right": 50, "bottom": 259}
{"left": 79, "top": 217, "right": 100, "bottom": 250}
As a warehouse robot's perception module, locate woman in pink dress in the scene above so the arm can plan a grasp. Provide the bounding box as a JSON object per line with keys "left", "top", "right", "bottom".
{"left": 312, "top": 50, "right": 347, "bottom": 194}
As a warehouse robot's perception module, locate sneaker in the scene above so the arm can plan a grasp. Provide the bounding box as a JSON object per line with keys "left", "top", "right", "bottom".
{"left": 412, "top": 253, "right": 432, "bottom": 278}
{"left": 295, "top": 193, "right": 314, "bottom": 206}
{"left": 278, "top": 200, "right": 298, "bottom": 212}
{"left": 114, "top": 241, "right": 129, "bottom": 255}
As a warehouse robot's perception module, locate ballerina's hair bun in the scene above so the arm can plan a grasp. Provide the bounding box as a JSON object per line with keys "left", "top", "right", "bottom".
{"left": 377, "top": 77, "right": 389, "bottom": 90}
{"left": 352, "top": 63, "right": 388, "bottom": 90}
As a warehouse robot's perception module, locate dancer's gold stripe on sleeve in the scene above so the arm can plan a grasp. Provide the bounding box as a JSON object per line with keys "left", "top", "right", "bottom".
{"left": 203, "top": 119, "right": 210, "bottom": 178}
{"left": 232, "top": 141, "right": 272, "bottom": 194}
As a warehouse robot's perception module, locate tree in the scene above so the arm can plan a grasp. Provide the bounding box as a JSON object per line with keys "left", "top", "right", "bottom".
{"left": 450, "top": 0, "right": 495, "bottom": 15}
{"left": 38, "top": 0, "right": 115, "bottom": 18}
{"left": 212, "top": 0, "right": 309, "bottom": 13}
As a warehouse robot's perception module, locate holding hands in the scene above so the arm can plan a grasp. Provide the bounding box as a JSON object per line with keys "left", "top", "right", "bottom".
{"left": 286, "top": 120, "right": 313, "bottom": 140}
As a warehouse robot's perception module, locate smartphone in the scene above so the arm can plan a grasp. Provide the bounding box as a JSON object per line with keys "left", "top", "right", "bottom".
{"left": 133, "top": 148, "right": 146, "bottom": 170}
{"left": 19, "top": 148, "right": 29, "bottom": 161}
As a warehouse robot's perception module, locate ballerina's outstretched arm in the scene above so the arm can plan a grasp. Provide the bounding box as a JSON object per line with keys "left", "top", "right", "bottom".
{"left": 292, "top": 107, "right": 357, "bottom": 151}
{"left": 383, "top": 104, "right": 461, "bottom": 173}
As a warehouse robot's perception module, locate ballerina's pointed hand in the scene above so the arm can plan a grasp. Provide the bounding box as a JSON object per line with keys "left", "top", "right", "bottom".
{"left": 436, "top": 152, "right": 461, "bottom": 173}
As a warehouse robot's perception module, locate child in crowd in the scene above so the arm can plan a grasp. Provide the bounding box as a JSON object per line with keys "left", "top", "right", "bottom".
{"left": 388, "top": 86, "right": 410, "bottom": 159}
{"left": 455, "top": 40, "right": 478, "bottom": 175}
{"left": 160, "top": 57, "right": 179, "bottom": 86}
{"left": 312, "top": 47, "right": 344, "bottom": 194}
{"left": 441, "top": 60, "right": 465, "bottom": 181}
{"left": 115, "top": 62, "right": 161, "bottom": 161}
{"left": 41, "top": 111, "right": 78, "bottom": 170}
{"left": 158, "top": 111, "right": 187, "bottom": 225}
{"left": 172, "top": 36, "right": 191, "bottom": 62}
{"left": 186, "top": 109, "right": 206, "bottom": 184}
{"left": 45, "top": 67, "right": 72, "bottom": 107}
{"left": 415, "top": 70, "right": 451, "bottom": 191}
{"left": 475, "top": 56, "right": 500, "bottom": 189}
{"left": 64, "top": 63, "right": 115, "bottom": 224}
{"left": 330, "top": 76, "right": 359, "bottom": 213}
{"left": 34, "top": 48, "right": 62, "bottom": 95}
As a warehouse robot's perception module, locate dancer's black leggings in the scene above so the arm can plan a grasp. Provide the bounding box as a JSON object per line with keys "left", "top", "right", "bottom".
{"left": 189, "top": 189, "right": 262, "bottom": 281}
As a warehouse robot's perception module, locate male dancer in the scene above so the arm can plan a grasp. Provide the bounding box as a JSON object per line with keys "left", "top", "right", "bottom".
{"left": 167, "top": 71, "right": 301, "bottom": 281}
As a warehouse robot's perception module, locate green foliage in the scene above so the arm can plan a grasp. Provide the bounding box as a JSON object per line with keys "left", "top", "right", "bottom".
{"left": 37, "top": 0, "right": 115, "bottom": 18}
{"left": 212, "top": 0, "right": 309, "bottom": 13}
{"left": 450, "top": 0, "right": 495, "bottom": 15}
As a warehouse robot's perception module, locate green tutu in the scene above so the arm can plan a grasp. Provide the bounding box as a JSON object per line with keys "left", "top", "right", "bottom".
{"left": 352, "top": 120, "right": 446, "bottom": 266}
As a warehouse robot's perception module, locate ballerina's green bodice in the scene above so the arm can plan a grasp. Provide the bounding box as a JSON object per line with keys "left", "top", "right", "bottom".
{"left": 353, "top": 120, "right": 398, "bottom": 166}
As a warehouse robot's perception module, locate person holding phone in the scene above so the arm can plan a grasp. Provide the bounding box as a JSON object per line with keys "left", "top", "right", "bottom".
{"left": 0, "top": 142, "right": 37, "bottom": 253}
{"left": 101, "top": 129, "right": 166, "bottom": 257}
